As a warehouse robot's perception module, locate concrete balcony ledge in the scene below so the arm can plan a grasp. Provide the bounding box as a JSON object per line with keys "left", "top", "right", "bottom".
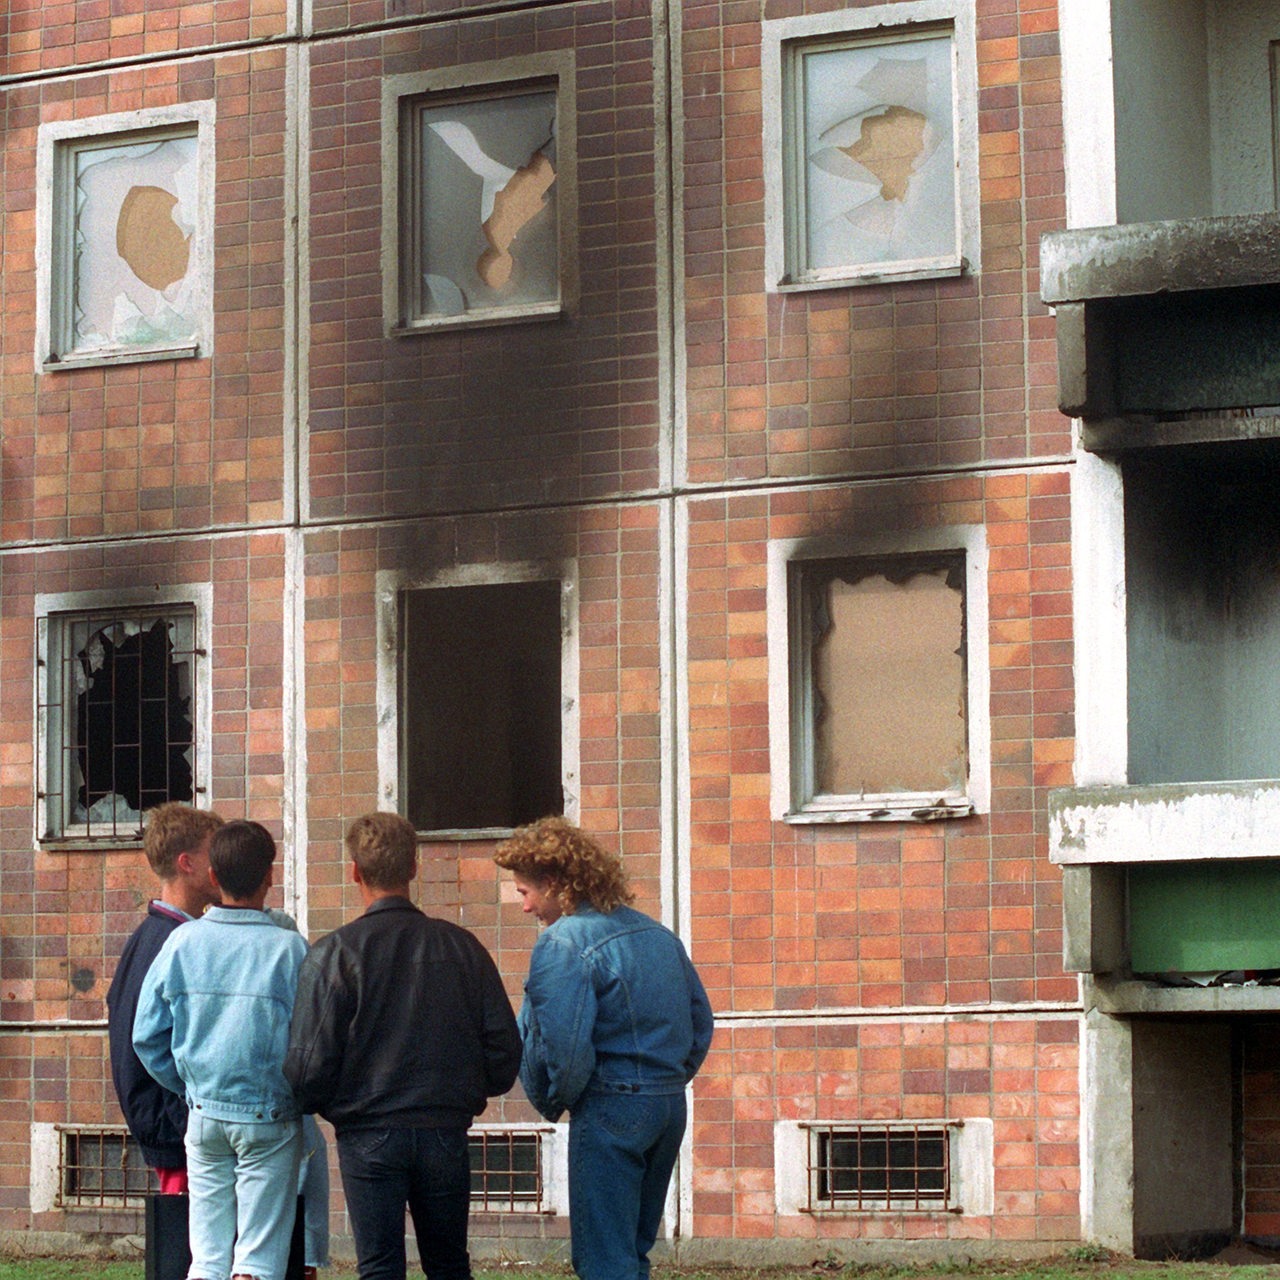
{"left": 1049, "top": 779, "right": 1280, "bottom": 865}
{"left": 1041, "top": 212, "right": 1280, "bottom": 305}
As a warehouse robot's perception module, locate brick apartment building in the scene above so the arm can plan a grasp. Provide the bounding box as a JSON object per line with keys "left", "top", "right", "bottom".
{"left": 0, "top": 0, "right": 1278, "bottom": 1263}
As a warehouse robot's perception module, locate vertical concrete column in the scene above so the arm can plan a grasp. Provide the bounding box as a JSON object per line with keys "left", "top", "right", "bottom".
{"left": 1082, "top": 1006, "right": 1136, "bottom": 1252}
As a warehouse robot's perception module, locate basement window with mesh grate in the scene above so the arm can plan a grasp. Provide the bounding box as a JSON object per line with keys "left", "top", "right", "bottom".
{"left": 469, "top": 1129, "right": 547, "bottom": 1213}
{"left": 805, "top": 1122, "right": 959, "bottom": 1212}
{"left": 58, "top": 1126, "right": 151, "bottom": 1208}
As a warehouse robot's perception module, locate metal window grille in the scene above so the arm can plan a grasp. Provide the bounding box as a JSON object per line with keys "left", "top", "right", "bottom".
{"left": 58, "top": 1127, "right": 151, "bottom": 1208}
{"left": 468, "top": 1130, "right": 544, "bottom": 1212}
{"left": 41, "top": 606, "right": 199, "bottom": 840}
{"left": 806, "top": 1123, "right": 955, "bottom": 1212}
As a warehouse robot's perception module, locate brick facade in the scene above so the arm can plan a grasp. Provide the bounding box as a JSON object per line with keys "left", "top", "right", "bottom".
{"left": 0, "top": 0, "right": 1097, "bottom": 1260}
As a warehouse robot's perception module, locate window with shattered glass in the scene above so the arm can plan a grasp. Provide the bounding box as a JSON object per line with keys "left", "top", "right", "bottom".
{"left": 55, "top": 129, "right": 202, "bottom": 360}
{"left": 41, "top": 607, "right": 198, "bottom": 841}
{"left": 791, "top": 554, "right": 968, "bottom": 811}
{"left": 400, "top": 85, "right": 560, "bottom": 323}
{"left": 783, "top": 26, "right": 959, "bottom": 281}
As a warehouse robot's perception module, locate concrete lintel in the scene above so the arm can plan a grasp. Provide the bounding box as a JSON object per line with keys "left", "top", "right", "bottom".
{"left": 1081, "top": 412, "right": 1280, "bottom": 453}
{"left": 1041, "top": 212, "right": 1280, "bottom": 305}
{"left": 1050, "top": 780, "right": 1280, "bottom": 865}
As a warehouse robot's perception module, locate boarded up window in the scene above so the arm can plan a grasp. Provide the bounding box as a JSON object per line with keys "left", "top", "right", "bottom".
{"left": 402, "top": 86, "right": 559, "bottom": 322}
{"left": 401, "top": 582, "right": 563, "bottom": 831}
{"left": 795, "top": 554, "right": 967, "bottom": 802}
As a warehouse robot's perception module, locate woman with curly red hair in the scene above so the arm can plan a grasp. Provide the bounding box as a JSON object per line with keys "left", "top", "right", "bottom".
{"left": 495, "top": 817, "right": 713, "bottom": 1280}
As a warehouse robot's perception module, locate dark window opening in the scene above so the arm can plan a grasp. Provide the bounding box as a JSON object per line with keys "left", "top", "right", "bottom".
{"left": 809, "top": 1124, "right": 951, "bottom": 1211}
{"left": 469, "top": 1130, "right": 543, "bottom": 1211}
{"left": 59, "top": 1128, "right": 151, "bottom": 1207}
{"left": 401, "top": 582, "right": 563, "bottom": 831}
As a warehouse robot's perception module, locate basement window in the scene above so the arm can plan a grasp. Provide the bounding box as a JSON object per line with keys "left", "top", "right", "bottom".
{"left": 469, "top": 1129, "right": 546, "bottom": 1212}
{"left": 58, "top": 1126, "right": 150, "bottom": 1208}
{"left": 806, "top": 1122, "right": 957, "bottom": 1212}
{"left": 400, "top": 580, "right": 566, "bottom": 834}
{"left": 38, "top": 602, "right": 204, "bottom": 844}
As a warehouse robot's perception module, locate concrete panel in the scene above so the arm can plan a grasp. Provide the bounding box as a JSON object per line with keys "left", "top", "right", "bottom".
{"left": 1131, "top": 1019, "right": 1234, "bottom": 1257}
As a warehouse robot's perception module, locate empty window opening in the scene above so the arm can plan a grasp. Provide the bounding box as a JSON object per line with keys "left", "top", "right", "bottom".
{"left": 469, "top": 1129, "right": 545, "bottom": 1212}
{"left": 792, "top": 553, "right": 967, "bottom": 809}
{"left": 807, "top": 1123, "right": 953, "bottom": 1212}
{"left": 58, "top": 1127, "right": 151, "bottom": 1208}
{"left": 401, "top": 581, "right": 563, "bottom": 832}
{"left": 43, "top": 607, "right": 198, "bottom": 839}
{"left": 1124, "top": 442, "right": 1280, "bottom": 785}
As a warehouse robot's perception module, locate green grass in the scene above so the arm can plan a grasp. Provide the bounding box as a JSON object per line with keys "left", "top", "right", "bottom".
{"left": 0, "top": 1259, "right": 1270, "bottom": 1280}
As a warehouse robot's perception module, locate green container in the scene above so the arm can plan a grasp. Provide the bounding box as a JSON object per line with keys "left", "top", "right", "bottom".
{"left": 1129, "top": 860, "right": 1280, "bottom": 973}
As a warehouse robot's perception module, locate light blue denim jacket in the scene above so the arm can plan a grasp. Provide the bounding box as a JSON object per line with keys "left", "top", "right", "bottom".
{"left": 518, "top": 905, "right": 714, "bottom": 1122}
{"left": 133, "top": 906, "right": 309, "bottom": 1123}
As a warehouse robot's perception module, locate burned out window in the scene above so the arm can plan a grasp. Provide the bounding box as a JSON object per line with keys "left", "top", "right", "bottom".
{"left": 40, "top": 606, "right": 200, "bottom": 842}
{"left": 401, "top": 581, "right": 564, "bottom": 833}
{"left": 37, "top": 105, "right": 214, "bottom": 369}
{"left": 788, "top": 551, "right": 971, "bottom": 818}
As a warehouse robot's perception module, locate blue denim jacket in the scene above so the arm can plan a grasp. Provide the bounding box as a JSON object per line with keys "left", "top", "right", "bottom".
{"left": 518, "top": 905, "right": 714, "bottom": 1121}
{"left": 134, "top": 906, "right": 309, "bottom": 1123}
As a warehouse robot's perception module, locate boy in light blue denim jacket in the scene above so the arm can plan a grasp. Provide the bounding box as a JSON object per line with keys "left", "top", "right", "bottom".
{"left": 135, "top": 821, "right": 308, "bottom": 1280}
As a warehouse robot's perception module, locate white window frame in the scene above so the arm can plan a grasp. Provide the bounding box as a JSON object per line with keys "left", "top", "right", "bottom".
{"left": 34, "top": 583, "right": 214, "bottom": 847}
{"left": 35, "top": 102, "right": 216, "bottom": 371}
{"left": 774, "top": 1118, "right": 993, "bottom": 1216}
{"left": 762, "top": 0, "right": 979, "bottom": 291}
{"left": 468, "top": 1122, "right": 568, "bottom": 1216}
{"left": 767, "top": 525, "right": 989, "bottom": 823}
{"left": 375, "top": 563, "right": 580, "bottom": 838}
{"left": 381, "top": 52, "right": 578, "bottom": 335}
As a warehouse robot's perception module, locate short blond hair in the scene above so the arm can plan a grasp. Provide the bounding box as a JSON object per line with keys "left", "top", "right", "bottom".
{"left": 494, "top": 817, "right": 633, "bottom": 914}
{"left": 143, "top": 803, "right": 224, "bottom": 879}
{"left": 347, "top": 812, "right": 418, "bottom": 890}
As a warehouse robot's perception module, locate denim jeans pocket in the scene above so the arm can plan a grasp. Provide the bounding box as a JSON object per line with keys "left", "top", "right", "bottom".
{"left": 345, "top": 1128, "right": 392, "bottom": 1158}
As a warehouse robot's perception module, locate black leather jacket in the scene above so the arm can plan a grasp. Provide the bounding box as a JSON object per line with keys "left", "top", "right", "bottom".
{"left": 284, "top": 896, "right": 521, "bottom": 1133}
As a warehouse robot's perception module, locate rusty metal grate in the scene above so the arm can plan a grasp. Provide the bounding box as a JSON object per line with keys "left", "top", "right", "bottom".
{"left": 58, "top": 1126, "right": 151, "bottom": 1208}
{"left": 468, "top": 1130, "right": 544, "bottom": 1212}
{"left": 806, "top": 1123, "right": 955, "bottom": 1212}
{"left": 42, "top": 606, "right": 199, "bottom": 841}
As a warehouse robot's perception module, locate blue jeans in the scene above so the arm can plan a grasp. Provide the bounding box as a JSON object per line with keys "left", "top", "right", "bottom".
{"left": 337, "top": 1126, "right": 472, "bottom": 1280}
{"left": 299, "top": 1114, "right": 330, "bottom": 1268}
{"left": 568, "top": 1089, "right": 687, "bottom": 1280}
{"left": 185, "top": 1113, "right": 302, "bottom": 1280}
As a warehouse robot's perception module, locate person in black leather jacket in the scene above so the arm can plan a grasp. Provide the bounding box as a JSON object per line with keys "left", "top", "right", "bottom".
{"left": 284, "top": 812, "right": 521, "bottom": 1280}
{"left": 106, "top": 802, "right": 224, "bottom": 1190}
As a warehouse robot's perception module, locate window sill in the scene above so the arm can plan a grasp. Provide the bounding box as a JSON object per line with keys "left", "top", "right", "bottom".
{"left": 391, "top": 301, "right": 564, "bottom": 335}
{"left": 786, "top": 798, "right": 975, "bottom": 824}
{"left": 42, "top": 342, "right": 201, "bottom": 372}
{"left": 40, "top": 833, "right": 144, "bottom": 852}
{"left": 772, "top": 257, "right": 967, "bottom": 293}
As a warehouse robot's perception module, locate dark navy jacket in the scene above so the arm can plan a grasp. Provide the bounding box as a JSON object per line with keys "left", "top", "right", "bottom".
{"left": 106, "top": 902, "right": 191, "bottom": 1168}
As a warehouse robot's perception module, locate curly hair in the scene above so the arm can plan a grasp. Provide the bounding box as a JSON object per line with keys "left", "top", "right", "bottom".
{"left": 494, "top": 816, "right": 633, "bottom": 915}
{"left": 143, "top": 803, "right": 224, "bottom": 879}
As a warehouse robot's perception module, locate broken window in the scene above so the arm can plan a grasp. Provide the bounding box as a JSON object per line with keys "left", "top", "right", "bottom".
{"left": 41, "top": 607, "right": 199, "bottom": 841}
{"left": 778, "top": 22, "right": 963, "bottom": 283}
{"left": 399, "top": 83, "right": 560, "bottom": 324}
{"left": 789, "top": 552, "right": 970, "bottom": 815}
{"left": 400, "top": 581, "right": 564, "bottom": 832}
{"left": 39, "top": 112, "right": 210, "bottom": 366}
